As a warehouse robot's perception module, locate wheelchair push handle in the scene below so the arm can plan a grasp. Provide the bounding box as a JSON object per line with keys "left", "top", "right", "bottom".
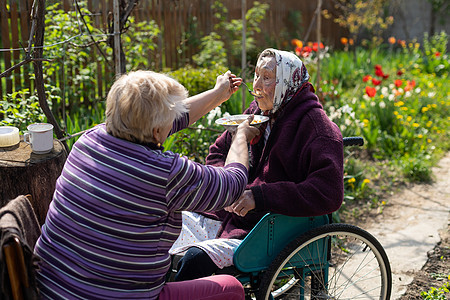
{"left": 343, "top": 137, "right": 364, "bottom": 147}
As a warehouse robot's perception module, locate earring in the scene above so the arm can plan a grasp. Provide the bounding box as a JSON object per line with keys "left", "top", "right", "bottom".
{"left": 157, "top": 142, "right": 161, "bottom": 147}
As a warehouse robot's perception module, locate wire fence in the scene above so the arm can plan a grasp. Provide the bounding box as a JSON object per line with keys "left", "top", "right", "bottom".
{"left": 0, "top": 0, "right": 348, "bottom": 97}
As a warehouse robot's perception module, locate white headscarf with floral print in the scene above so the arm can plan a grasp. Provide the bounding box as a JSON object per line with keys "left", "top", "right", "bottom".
{"left": 262, "top": 48, "right": 310, "bottom": 114}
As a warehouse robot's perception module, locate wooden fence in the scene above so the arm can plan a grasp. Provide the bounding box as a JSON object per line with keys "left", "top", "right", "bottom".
{"left": 0, "top": 0, "right": 347, "bottom": 101}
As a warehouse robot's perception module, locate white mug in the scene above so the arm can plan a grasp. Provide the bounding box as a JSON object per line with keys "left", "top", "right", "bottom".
{"left": 24, "top": 123, "right": 54, "bottom": 154}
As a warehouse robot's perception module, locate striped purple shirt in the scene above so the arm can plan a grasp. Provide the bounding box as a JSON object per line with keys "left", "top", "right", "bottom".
{"left": 34, "top": 114, "right": 248, "bottom": 299}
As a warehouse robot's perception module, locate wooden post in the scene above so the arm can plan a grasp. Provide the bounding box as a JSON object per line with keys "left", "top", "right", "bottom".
{"left": 113, "top": 0, "right": 122, "bottom": 76}
{"left": 316, "top": 0, "right": 322, "bottom": 91}
{"left": 0, "top": 139, "right": 68, "bottom": 225}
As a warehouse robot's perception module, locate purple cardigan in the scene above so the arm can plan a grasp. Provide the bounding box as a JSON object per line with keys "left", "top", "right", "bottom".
{"left": 34, "top": 116, "right": 249, "bottom": 299}
{"left": 206, "top": 83, "right": 344, "bottom": 239}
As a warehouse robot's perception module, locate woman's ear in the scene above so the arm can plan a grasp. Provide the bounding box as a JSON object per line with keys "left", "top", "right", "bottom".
{"left": 153, "top": 127, "right": 161, "bottom": 144}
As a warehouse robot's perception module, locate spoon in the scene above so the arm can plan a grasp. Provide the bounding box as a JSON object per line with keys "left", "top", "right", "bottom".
{"left": 241, "top": 81, "right": 262, "bottom": 98}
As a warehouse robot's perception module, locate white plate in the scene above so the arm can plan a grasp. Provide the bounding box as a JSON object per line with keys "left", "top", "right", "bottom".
{"left": 215, "top": 114, "right": 269, "bottom": 133}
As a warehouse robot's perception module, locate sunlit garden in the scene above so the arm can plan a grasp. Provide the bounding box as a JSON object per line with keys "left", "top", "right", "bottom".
{"left": 166, "top": 33, "right": 449, "bottom": 220}
{"left": 1, "top": 0, "right": 450, "bottom": 298}
{"left": 1, "top": 1, "right": 449, "bottom": 220}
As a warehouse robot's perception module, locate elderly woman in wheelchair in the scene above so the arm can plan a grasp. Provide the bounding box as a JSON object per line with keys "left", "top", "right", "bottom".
{"left": 169, "top": 49, "right": 392, "bottom": 300}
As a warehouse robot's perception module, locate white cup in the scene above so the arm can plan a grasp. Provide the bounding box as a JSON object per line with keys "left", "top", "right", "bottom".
{"left": 24, "top": 123, "right": 54, "bottom": 154}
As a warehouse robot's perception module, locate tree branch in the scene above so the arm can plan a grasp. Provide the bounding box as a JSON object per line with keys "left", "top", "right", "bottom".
{"left": 0, "top": 57, "right": 51, "bottom": 79}
{"left": 74, "top": 0, "right": 113, "bottom": 68}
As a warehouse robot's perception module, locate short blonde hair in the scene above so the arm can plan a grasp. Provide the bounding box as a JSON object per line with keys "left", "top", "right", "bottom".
{"left": 105, "top": 70, "right": 188, "bottom": 143}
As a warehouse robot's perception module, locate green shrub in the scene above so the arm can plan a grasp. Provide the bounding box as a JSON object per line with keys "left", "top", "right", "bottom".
{"left": 192, "top": 33, "right": 228, "bottom": 68}
{"left": 0, "top": 85, "right": 59, "bottom": 131}
{"left": 420, "top": 31, "right": 449, "bottom": 76}
{"left": 400, "top": 154, "right": 433, "bottom": 183}
{"left": 166, "top": 65, "right": 228, "bottom": 96}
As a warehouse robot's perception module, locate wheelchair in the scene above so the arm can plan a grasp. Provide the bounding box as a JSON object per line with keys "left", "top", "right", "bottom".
{"left": 173, "top": 137, "right": 392, "bottom": 300}
{"left": 232, "top": 213, "right": 391, "bottom": 300}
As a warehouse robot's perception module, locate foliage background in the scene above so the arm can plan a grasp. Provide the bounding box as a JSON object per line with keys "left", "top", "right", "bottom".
{"left": 0, "top": 0, "right": 448, "bottom": 226}
{"left": 0, "top": 1, "right": 449, "bottom": 296}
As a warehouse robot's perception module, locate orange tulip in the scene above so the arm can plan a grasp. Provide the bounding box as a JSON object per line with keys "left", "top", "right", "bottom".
{"left": 405, "top": 80, "right": 416, "bottom": 91}
{"left": 388, "top": 37, "right": 396, "bottom": 44}
{"left": 291, "top": 39, "right": 303, "bottom": 48}
{"left": 340, "top": 37, "right": 348, "bottom": 45}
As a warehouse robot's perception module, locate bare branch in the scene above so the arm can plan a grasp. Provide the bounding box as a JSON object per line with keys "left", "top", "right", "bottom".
{"left": 68, "top": 39, "right": 108, "bottom": 48}
{"left": 58, "top": 129, "right": 88, "bottom": 142}
{"left": 0, "top": 57, "right": 52, "bottom": 79}
{"left": 74, "top": 0, "right": 113, "bottom": 68}
{"left": 121, "top": 0, "right": 139, "bottom": 27}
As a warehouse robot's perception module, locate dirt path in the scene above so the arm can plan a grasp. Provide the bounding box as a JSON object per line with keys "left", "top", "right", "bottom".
{"left": 353, "top": 152, "right": 450, "bottom": 299}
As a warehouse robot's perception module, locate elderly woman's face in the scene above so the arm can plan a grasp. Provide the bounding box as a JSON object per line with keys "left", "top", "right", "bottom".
{"left": 253, "top": 56, "right": 277, "bottom": 111}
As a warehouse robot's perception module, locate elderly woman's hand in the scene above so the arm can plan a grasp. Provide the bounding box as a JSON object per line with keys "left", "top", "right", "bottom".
{"left": 224, "top": 114, "right": 259, "bottom": 170}
{"left": 214, "top": 70, "right": 242, "bottom": 103}
{"left": 224, "top": 190, "right": 256, "bottom": 217}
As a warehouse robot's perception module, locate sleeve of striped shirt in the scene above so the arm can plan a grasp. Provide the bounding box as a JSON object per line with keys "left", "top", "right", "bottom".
{"left": 169, "top": 112, "right": 189, "bottom": 135}
{"left": 166, "top": 157, "right": 248, "bottom": 213}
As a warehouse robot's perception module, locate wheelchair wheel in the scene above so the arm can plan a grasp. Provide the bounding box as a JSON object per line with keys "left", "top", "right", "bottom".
{"left": 256, "top": 223, "right": 392, "bottom": 300}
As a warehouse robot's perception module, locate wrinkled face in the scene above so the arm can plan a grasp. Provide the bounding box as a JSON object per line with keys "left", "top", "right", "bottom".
{"left": 253, "top": 56, "right": 277, "bottom": 111}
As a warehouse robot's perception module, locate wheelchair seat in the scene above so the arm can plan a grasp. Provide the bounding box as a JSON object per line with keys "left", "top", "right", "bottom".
{"left": 233, "top": 213, "right": 329, "bottom": 273}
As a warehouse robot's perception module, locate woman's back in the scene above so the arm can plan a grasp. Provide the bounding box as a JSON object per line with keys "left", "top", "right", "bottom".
{"left": 35, "top": 123, "right": 249, "bottom": 299}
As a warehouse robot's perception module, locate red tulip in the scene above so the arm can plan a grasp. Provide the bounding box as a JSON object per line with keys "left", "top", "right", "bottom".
{"left": 372, "top": 78, "right": 382, "bottom": 86}
{"left": 303, "top": 46, "right": 312, "bottom": 53}
{"left": 363, "top": 75, "right": 372, "bottom": 82}
{"left": 365, "top": 86, "right": 377, "bottom": 98}
{"left": 375, "top": 68, "right": 384, "bottom": 77}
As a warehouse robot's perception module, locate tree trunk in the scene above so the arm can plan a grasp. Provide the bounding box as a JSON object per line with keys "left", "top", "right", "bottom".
{"left": 32, "top": 0, "right": 69, "bottom": 153}
{"left": 0, "top": 139, "right": 67, "bottom": 226}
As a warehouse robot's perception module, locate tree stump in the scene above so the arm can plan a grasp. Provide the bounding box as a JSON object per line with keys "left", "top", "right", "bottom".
{"left": 0, "top": 138, "right": 68, "bottom": 226}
